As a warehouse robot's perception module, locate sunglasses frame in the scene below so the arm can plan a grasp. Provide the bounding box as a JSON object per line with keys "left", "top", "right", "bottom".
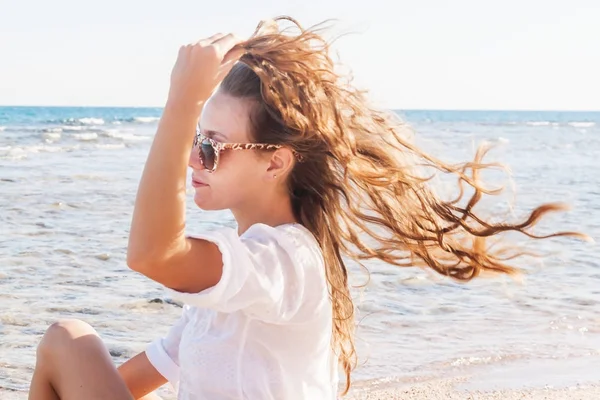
{"left": 193, "top": 131, "right": 285, "bottom": 173}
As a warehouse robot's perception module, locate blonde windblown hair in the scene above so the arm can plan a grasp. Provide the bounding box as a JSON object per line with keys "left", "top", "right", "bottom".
{"left": 218, "top": 16, "right": 588, "bottom": 395}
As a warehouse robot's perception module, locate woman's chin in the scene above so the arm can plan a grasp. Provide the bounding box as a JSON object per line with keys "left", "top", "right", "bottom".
{"left": 193, "top": 195, "right": 210, "bottom": 210}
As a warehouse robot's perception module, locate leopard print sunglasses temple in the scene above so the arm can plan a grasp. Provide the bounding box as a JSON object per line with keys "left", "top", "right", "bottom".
{"left": 193, "top": 132, "right": 304, "bottom": 173}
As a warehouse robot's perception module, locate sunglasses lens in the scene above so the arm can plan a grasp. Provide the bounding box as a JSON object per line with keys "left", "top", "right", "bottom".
{"left": 200, "top": 139, "right": 216, "bottom": 170}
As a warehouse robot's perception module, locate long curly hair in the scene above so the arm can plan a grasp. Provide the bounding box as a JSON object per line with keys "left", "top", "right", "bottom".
{"left": 219, "top": 16, "right": 589, "bottom": 395}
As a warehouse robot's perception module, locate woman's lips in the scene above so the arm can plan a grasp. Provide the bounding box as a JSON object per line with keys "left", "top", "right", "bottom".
{"left": 191, "top": 177, "right": 208, "bottom": 187}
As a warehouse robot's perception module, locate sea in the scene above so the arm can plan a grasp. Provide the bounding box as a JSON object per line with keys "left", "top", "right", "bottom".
{"left": 1, "top": 106, "right": 599, "bottom": 398}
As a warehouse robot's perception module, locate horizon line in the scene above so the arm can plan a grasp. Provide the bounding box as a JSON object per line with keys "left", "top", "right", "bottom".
{"left": 1, "top": 104, "right": 599, "bottom": 113}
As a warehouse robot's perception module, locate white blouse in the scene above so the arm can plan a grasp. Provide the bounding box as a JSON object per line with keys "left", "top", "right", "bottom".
{"left": 145, "top": 223, "right": 338, "bottom": 400}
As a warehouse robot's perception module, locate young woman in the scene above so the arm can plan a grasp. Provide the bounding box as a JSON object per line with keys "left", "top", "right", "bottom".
{"left": 28, "top": 17, "right": 586, "bottom": 400}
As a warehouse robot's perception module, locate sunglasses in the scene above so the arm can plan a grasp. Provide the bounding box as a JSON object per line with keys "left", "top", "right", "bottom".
{"left": 193, "top": 131, "right": 285, "bottom": 173}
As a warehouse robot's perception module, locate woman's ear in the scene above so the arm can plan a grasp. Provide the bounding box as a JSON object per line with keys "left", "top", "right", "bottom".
{"left": 266, "top": 148, "right": 295, "bottom": 180}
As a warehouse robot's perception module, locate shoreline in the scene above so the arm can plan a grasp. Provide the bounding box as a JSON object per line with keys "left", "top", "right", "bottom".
{"left": 347, "top": 355, "right": 600, "bottom": 399}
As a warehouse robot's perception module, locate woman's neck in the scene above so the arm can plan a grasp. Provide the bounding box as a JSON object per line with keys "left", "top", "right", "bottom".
{"left": 232, "top": 192, "right": 297, "bottom": 235}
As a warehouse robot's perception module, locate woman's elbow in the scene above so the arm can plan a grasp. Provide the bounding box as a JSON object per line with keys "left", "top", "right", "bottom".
{"left": 126, "top": 249, "right": 158, "bottom": 274}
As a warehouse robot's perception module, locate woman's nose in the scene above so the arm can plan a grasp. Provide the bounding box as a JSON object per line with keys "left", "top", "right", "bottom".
{"left": 188, "top": 148, "right": 205, "bottom": 170}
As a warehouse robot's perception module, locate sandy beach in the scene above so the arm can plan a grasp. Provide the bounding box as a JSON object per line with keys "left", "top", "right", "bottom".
{"left": 347, "top": 377, "right": 600, "bottom": 400}
{"left": 3, "top": 378, "right": 599, "bottom": 400}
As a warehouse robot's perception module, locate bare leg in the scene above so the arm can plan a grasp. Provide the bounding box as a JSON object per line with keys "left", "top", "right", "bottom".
{"left": 29, "top": 361, "right": 59, "bottom": 400}
{"left": 29, "top": 319, "right": 134, "bottom": 400}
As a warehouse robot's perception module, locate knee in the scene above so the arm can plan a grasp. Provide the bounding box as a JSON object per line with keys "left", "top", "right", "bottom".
{"left": 37, "top": 319, "right": 97, "bottom": 358}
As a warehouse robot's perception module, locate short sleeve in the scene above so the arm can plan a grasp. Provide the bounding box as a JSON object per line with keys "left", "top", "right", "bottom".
{"left": 145, "top": 305, "right": 190, "bottom": 390}
{"left": 166, "top": 224, "right": 322, "bottom": 322}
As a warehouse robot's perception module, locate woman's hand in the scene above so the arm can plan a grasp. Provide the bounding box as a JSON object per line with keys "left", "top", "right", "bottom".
{"left": 168, "top": 33, "right": 245, "bottom": 108}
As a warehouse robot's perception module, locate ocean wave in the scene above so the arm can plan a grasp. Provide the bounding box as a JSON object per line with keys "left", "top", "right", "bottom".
{"left": 569, "top": 122, "right": 596, "bottom": 128}
{"left": 43, "top": 127, "right": 63, "bottom": 133}
{"left": 3, "top": 126, "right": 44, "bottom": 133}
{"left": 22, "top": 145, "right": 64, "bottom": 153}
{"left": 95, "top": 143, "right": 126, "bottom": 150}
{"left": 509, "top": 121, "right": 600, "bottom": 129}
{"left": 0, "top": 126, "right": 5, "bottom": 131}
{"left": 0, "top": 144, "right": 67, "bottom": 160}
{"left": 100, "top": 130, "right": 150, "bottom": 141}
{"left": 524, "top": 121, "right": 561, "bottom": 127}
{"left": 41, "top": 116, "right": 160, "bottom": 127}
{"left": 526, "top": 121, "right": 552, "bottom": 126}
{"left": 57, "top": 117, "right": 105, "bottom": 126}
{"left": 78, "top": 117, "right": 104, "bottom": 125}
{"left": 72, "top": 132, "right": 98, "bottom": 141}
{"left": 450, "top": 355, "right": 502, "bottom": 367}
{"left": 132, "top": 116, "right": 160, "bottom": 123}
{"left": 107, "top": 116, "right": 159, "bottom": 124}
{"left": 41, "top": 117, "right": 104, "bottom": 126}
{"left": 62, "top": 126, "right": 108, "bottom": 133}
{"left": 1, "top": 125, "right": 150, "bottom": 149}
{"left": 0, "top": 139, "right": 133, "bottom": 159}
{"left": 42, "top": 132, "right": 62, "bottom": 141}
{"left": 2, "top": 125, "right": 102, "bottom": 134}
{"left": 523, "top": 121, "right": 597, "bottom": 128}
{"left": 477, "top": 121, "right": 563, "bottom": 128}
{"left": 61, "top": 126, "right": 84, "bottom": 132}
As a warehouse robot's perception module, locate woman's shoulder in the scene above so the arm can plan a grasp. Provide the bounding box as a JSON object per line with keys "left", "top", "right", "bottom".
{"left": 180, "top": 222, "right": 328, "bottom": 318}
{"left": 243, "top": 223, "right": 325, "bottom": 276}
{"left": 189, "top": 222, "right": 324, "bottom": 276}
{"left": 245, "top": 222, "right": 321, "bottom": 256}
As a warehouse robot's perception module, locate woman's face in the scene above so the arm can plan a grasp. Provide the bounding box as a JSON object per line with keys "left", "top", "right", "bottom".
{"left": 188, "top": 89, "right": 272, "bottom": 211}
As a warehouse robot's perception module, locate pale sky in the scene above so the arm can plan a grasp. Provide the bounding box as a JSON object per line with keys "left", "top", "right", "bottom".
{"left": 0, "top": 0, "right": 598, "bottom": 110}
